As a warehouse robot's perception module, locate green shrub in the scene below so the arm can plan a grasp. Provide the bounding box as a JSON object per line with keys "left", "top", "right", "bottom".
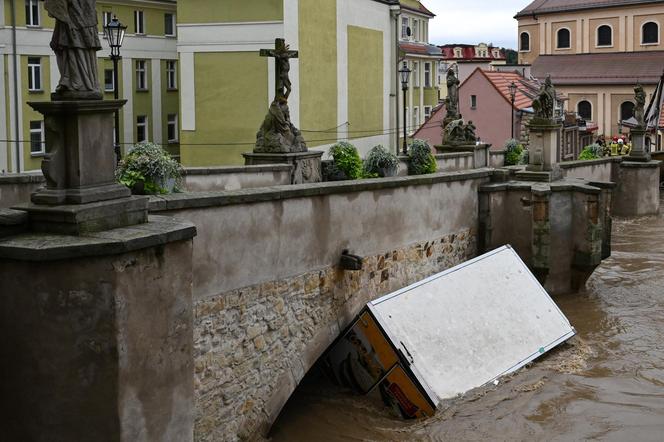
{"left": 329, "top": 141, "right": 363, "bottom": 180}
{"left": 408, "top": 139, "right": 437, "bottom": 175}
{"left": 578, "top": 143, "right": 603, "bottom": 161}
{"left": 504, "top": 138, "right": 524, "bottom": 166}
{"left": 364, "top": 145, "right": 399, "bottom": 177}
{"left": 116, "top": 142, "right": 184, "bottom": 194}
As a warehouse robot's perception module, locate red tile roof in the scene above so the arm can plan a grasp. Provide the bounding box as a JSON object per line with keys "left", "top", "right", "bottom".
{"left": 400, "top": 42, "right": 442, "bottom": 56}
{"left": 532, "top": 52, "right": 664, "bottom": 85}
{"left": 477, "top": 71, "right": 540, "bottom": 111}
{"left": 516, "top": 0, "right": 664, "bottom": 18}
{"left": 439, "top": 44, "right": 506, "bottom": 61}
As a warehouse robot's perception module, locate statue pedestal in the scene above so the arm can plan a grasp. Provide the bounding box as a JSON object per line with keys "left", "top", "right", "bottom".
{"left": 434, "top": 144, "right": 490, "bottom": 168}
{"left": 626, "top": 127, "right": 651, "bottom": 162}
{"left": 21, "top": 100, "right": 148, "bottom": 234}
{"left": 243, "top": 151, "right": 323, "bottom": 184}
{"left": 526, "top": 121, "right": 561, "bottom": 172}
{"left": 614, "top": 160, "right": 661, "bottom": 216}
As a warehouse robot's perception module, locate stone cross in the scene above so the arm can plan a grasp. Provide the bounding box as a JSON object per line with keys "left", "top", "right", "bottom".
{"left": 260, "top": 38, "right": 298, "bottom": 101}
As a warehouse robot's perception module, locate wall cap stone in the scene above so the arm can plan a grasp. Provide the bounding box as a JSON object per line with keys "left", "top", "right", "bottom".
{"left": 558, "top": 157, "right": 622, "bottom": 169}
{"left": 149, "top": 168, "right": 494, "bottom": 212}
{"left": 621, "top": 160, "right": 661, "bottom": 168}
{"left": 480, "top": 178, "right": 602, "bottom": 195}
{"left": 0, "top": 215, "right": 196, "bottom": 261}
{"left": 0, "top": 172, "right": 45, "bottom": 184}
{"left": 184, "top": 164, "right": 293, "bottom": 175}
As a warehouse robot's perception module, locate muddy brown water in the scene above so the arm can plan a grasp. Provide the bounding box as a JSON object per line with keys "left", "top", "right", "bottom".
{"left": 269, "top": 208, "right": 664, "bottom": 441}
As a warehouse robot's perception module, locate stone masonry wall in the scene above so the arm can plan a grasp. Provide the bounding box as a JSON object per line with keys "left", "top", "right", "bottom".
{"left": 193, "top": 228, "right": 475, "bottom": 441}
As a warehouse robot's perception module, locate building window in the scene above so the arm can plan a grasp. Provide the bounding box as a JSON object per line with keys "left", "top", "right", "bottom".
{"left": 578, "top": 100, "right": 592, "bottom": 120}
{"left": 557, "top": 28, "right": 571, "bottom": 49}
{"left": 454, "top": 47, "right": 462, "bottom": 58}
{"left": 424, "top": 106, "right": 432, "bottom": 119}
{"left": 166, "top": 60, "right": 177, "bottom": 90}
{"left": 520, "top": 32, "right": 530, "bottom": 51}
{"left": 424, "top": 62, "right": 431, "bottom": 87}
{"left": 401, "top": 17, "right": 409, "bottom": 39}
{"left": 135, "top": 60, "right": 147, "bottom": 90}
{"left": 470, "top": 95, "right": 477, "bottom": 109}
{"left": 642, "top": 22, "right": 659, "bottom": 44}
{"left": 620, "top": 101, "right": 635, "bottom": 121}
{"left": 102, "top": 11, "right": 113, "bottom": 27}
{"left": 597, "top": 25, "right": 612, "bottom": 47}
{"left": 134, "top": 10, "right": 145, "bottom": 34}
{"left": 25, "top": 0, "right": 40, "bottom": 26}
{"left": 412, "top": 62, "right": 419, "bottom": 87}
{"left": 104, "top": 68, "right": 115, "bottom": 92}
{"left": 167, "top": 114, "right": 178, "bottom": 142}
{"left": 136, "top": 116, "right": 148, "bottom": 143}
{"left": 27, "top": 57, "right": 42, "bottom": 91}
{"left": 413, "top": 19, "right": 419, "bottom": 41}
{"left": 165, "top": 13, "right": 176, "bottom": 37}
{"left": 29, "top": 121, "right": 44, "bottom": 155}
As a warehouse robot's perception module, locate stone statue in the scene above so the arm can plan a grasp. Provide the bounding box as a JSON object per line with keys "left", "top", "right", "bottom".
{"left": 44, "top": 0, "right": 102, "bottom": 100}
{"left": 532, "top": 75, "right": 556, "bottom": 122}
{"left": 634, "top": 84, "right": 646, "bottom": 128}
{"left": 444, "top": 69, "right": 460, "bottom": 122}
{"left": 255, "top": 98, "right": 306, "bottom": 153}
{"left": 256, "top": 39, "right": 307, "bottom": 153}
{"left": 442, "top": 118, "right": 477, "bottom": 145}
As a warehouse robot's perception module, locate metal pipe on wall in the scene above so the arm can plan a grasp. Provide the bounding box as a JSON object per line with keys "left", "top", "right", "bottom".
{"left": 10, "top": 0, "right": 20, "bottom": 173}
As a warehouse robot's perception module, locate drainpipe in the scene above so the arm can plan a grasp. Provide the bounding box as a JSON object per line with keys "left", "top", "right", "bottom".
{"left": 391, "top": 5, "right": 401, "bottom": 156}
{"left": 10, "top": 0, "right": 20, "bottom": 173}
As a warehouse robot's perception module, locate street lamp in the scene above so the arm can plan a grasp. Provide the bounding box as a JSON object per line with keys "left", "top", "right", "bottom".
{"left": 104, "top": 16, "right": 127, "bottom": 164}
{"left": 399, "top": 65, "right": 411, "bottom": 155}
{"left": 508, "top": 81, "right": 517, "bottom": 140}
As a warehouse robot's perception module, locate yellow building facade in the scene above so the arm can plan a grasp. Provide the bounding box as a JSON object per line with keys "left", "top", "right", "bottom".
{"left": 0, "top": 0, "right": 178, "bottom": 174}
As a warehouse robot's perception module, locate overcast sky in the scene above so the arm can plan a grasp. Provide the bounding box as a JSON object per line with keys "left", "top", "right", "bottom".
{"left": 426, "top": 0, "right": 530, "bottom": 49}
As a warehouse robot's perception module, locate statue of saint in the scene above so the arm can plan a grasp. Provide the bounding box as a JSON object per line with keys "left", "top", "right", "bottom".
{"left": 634, "top": 84, "right": 646, "bottom": 127}
{"left": 445, "top": 69, "right": 460, "bottom": 118}
{"left": 44, "top": 0, "right": 102, "bottom": 99}
{"left": 533, "top": 75, "right": 556, "bottom": 121}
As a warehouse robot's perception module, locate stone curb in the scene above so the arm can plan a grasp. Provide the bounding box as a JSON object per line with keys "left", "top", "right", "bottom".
{"left": 149, "top": 168, "right": 494, "bottom": 212}
{"left": 184, "top": 164, "right": 293, "bottom": 175}
{"left": 0, "top": 215, "right": 196, "bottom": 261}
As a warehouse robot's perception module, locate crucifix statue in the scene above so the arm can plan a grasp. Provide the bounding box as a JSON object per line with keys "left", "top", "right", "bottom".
{"left": 255, "top": 39, "right": 306, "bottom": 153}
{"left": 260, "top": 38, "right": 299, "bottom": 100}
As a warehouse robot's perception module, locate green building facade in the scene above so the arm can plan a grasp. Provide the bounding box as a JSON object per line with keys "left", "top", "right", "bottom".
{"left": 0, "top": 0, "right": 179, "bottom": 173}
{"left": 177, "top": 0, "right": 402, "bottom": 166}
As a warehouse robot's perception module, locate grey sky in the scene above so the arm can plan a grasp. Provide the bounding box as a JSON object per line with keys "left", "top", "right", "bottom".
{"left": 426, "top": 0, "right": 529, "bottom": 49}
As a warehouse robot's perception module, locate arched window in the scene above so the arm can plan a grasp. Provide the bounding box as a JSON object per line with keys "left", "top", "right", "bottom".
{"left": 621, "top": 101, "right": 635, "bottom": 121}
{"left": 597, "top": 25, "right": 612, "bottom": 46}
{"left": 520, "top": 32, "right": 530, "bottom": 51}
{"left": 642, "top": 22, "right": 659, "bottom": 44}
{"left": 557, "top": 28, "right": 571, "bottom": 49}
{"left": 578, "top": 100, "right": 592, "bottom": 120}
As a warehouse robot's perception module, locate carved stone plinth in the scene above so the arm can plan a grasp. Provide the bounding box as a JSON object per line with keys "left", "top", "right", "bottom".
{"left": 21, "top": 99, "right": 150, "bottom": 235}
{"left": 28, "top": 100, "right": 130, "bottom": 205}
{"left": 243, "top": 151, "right": 323, "bottom": 184}
{"left": 526, "top": 121, "right": 561, "bottom": 172}
{"left": 434, "top": 143, "right": 490, "bottom": 168}
{"left": 625, "top": 127, "right": 651, "bottom": 162}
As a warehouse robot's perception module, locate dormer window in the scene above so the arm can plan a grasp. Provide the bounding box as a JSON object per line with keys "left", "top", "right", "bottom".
{"left": 454, "top": 47, "right": 462, "bottom": 58}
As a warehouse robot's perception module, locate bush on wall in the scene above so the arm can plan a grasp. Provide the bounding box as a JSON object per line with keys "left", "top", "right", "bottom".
{"left": 329, "top": 141, "right": 364, "bottom": 180}
{"left": 364, "top": 145, "right": 399, "bottom": 178}
{"left": 578, "top": 143, "right": 603, "bottom": 161}
{"left": 503, "top": 139, "right": 526, "bottom": 166}
{"left": 408, "top": 139, "right": 437, "bottom": 175}
{"left": 116, "top": 142, "right": 184, "bottom": 194}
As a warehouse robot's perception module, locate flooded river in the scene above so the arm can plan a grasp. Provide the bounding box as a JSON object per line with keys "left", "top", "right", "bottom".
{"left": 270, "top": 207, "right": 664, "bottom": 441}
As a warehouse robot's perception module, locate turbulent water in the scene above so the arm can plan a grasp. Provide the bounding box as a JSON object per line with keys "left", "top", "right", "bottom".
{"left": 270, "top": 206, "right": 664, "bottom": 441}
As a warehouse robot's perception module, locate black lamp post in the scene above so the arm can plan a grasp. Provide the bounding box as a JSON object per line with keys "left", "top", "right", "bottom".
{"left": 399, "top": 65, "right": 411, "bottom": 155}
{"left": 104, "top": 16, "right": 127, "bottom": 164}
{"left": 508, "top": 81, "right": 517, "bottom": 140}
